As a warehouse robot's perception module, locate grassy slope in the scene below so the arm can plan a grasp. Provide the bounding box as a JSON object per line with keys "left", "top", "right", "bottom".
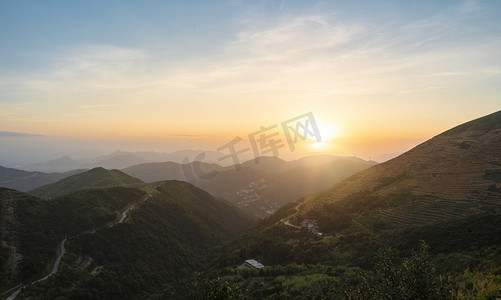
{"left": 199, "top": 110, "right": 501, "bottom": 298}
{"left": 291, "top": 110, "right": 501, "bottom": 231}
{"left": 30, "top": 167, "right": 143, "bottom": 198}
{"left": 11, "top": 181, "right": 253, "bottom": 298}
{"left": 0, "top": 166, "right": 84, "bottom": 192}
{"left": 206, "top": 213, "right": 501, "bottom": 299}
{"left": 441, "top": 110, "right": 501, "bottom": 135}
{"left": 0, "top": 187, "right": 145, "bottom": 290}
{"left": 262, "top": 159, "right": 375, "bottom": 207}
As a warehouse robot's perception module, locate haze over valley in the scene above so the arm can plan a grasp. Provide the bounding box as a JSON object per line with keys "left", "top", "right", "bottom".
{"left": 1, "top": 0, "right": 500, "bottom": 299}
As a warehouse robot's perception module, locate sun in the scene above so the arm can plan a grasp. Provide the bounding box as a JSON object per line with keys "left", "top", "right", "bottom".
{"left": 308, "top": 123, "right": 341, "bottom": 152}
{"left": 312, "top": 141, "right": 327, "bottom": 150}
{"left": 316, "top": 123, "right": 340, "bottom": 142}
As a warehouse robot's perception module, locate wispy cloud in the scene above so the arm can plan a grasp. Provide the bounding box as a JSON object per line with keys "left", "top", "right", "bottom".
{"left": 154, "top": 2, "right": 499, "bottom": 100}
{"left": 4, "top": 3, "right": 499, "bottom": 101}
{"left": 0, "top": 131, "right": 42, "bottom": 137}
{"left": 1, "top": 0, "right": 499, "bottom": 137}
{"left": 36, "top": 45, "right": 148, "bottom": 89}
{"left": 455, "top": 0, "right": 481, "bottom": 16}
{"left": 229, "top": 15, "right": 357, "bottom": 58}
{"left": 79, "top": 104, "right": 114, "bottom": 109}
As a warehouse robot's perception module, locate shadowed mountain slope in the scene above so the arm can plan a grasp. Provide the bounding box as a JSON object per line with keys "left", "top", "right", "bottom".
{"left": 30, "top": 167, "right": 143, "bottom": 198}
{"left": 0, "top": 166, "right": 84, "bottom": 192}
{"left": 1, "top": 180, "right": 252, "bottom": 297}
{"left": 294, "top": 110, "right": 501, "bottom": 230}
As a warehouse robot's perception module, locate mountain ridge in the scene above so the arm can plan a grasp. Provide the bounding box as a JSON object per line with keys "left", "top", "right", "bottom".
{"left": 29, "top": 167, "right": 144, "bottom": 198}
{"left": 1, "top": 178, "right": 253, "bottom": 297}
{"left": 292, "top": 112, "right": 501, "bottom": 231}
{"left": 0, "top": 166, "right": 84, "bottom": 192}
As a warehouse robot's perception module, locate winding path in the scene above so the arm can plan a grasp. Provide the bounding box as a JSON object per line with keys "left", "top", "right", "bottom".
{"left": 6, "top": 239, "right": 66, "bottom": 300}
{"left": 118, "top": 204, "right": 136, "bottom": 223}
{"left": 3, "top": 192, "right": 151, "bottom": 299}
{"left": 117, "top": 193, "right": 151, "bottom": 225}
{"left": 35, "top": 239, "right": 66, "bottom": 283}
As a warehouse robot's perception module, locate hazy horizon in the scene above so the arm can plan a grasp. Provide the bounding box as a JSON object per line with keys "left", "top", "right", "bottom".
{"left": 1, "top": 0, "right": 500, "bottom": 167}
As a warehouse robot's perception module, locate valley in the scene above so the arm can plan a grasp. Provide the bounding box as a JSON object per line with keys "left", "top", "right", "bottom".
{"left": 2, "top": 1, "right": 500, "bottom": 298}
{"left": 0, "top": 111, "right": 500, "bottom": 298}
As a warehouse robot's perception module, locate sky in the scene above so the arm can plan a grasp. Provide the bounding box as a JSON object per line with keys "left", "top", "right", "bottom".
{"left": 1, "top": 0, "right": 500, "bottom": 163}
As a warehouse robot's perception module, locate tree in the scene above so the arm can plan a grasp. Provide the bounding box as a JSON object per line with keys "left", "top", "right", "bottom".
{"left": 191, "top": 273, "right": 244, "bottom": 300}
{"left": 348, "top": 241, "right": 449, "bottom": 300}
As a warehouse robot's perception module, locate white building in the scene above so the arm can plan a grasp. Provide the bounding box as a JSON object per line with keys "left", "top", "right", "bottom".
{"left": 243, "top": 259, "right": 265, "bottom": 269}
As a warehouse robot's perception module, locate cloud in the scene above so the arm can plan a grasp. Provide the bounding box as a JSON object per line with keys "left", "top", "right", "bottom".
{"left": 154, "top": 5, "right": 499, "bottom": 101}
{"left": 455, "top": 0, "right": 481, "bottom": 16}
{"left": 79, "top": 104, "right": 114, "bottom": 109}
{"left": 0, "top": 45, "right": 150, "bottom": 98}
{"left": 0, "top": 131, "right": 42, "bottom": 137}
{"left": 4, "top": 6, "right": 499, "bottom": 103}
{"left": 154, "top": 15, "right": 363, "bottom": 97}
{"left": 47, "top": 45, "right": 148, "bottom": 87}
{"left": 229, "top": 15, "right": 356, "bottom": 58}
{"left": 1, "top": 3, "right": 500, "bottom": 135}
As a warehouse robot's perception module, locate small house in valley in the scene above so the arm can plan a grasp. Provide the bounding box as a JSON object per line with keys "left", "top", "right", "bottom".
{"left": 239, "top": 259, "right": 265, "bottom": 269}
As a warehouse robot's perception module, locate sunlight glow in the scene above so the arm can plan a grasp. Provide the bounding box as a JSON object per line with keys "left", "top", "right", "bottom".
{"left": 316, "top": 123, "right": 341, "bottom": 142}
{"left": 312, "top": 141, "right": 328, "bottom": 151}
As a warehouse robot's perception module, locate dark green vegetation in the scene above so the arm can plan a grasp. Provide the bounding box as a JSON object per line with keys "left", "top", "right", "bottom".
{"left": 1, "top": 180, "right": 252, "bottom": 298}
{"left": 204, "top": 209, "right": 501, "bottom": 297}
{"left": 0, "top": 186, "right": 144, "bottom": 290}
{"left": 0, "top": 111, "right": 500, "bottom": 299}
{"left": 30, "top": 167, "right": 144, "bottom": 198}
{"left": 0, "top": 166, "right": 83, "bottom": 192}
{"left": 191, "top": 238, "right": 501, "bottom": 299}
{"left": 194, "top": 111, "right": 501, "bottom": 298}
{"left": 21, "top": 181, "right": 252, "bottom": 299}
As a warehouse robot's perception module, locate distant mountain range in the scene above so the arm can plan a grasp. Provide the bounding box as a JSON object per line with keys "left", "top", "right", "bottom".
{"left": 220, "top": 110, "right": 501, "bottom": 269}
{"left": 192, "top": 110, "right": 501, "bottom": 298}
{"left": 0, "top": 110, "right": 500, "bottom": 298}
{"left": 9, "top": 149, "right": 229, "bottom": 173}
{"left": 0, "top": 166, "right": 84, "bottom": 192}
{"left": 0, "top": 153, "right": 375, "bottom": 217}
{"left": 123, "top": 155, "right": 376, "bottom": 218}
{"left": 0, "top": 149, "right": 228, "bottom": 191}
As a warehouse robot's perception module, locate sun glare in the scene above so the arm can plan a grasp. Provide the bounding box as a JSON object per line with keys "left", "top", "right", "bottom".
{"left": 316, "top": 123, "right": 340, "bottom": 141}
{"left": 312, "top": 141, "right": 327, "bottom": 150}
{"left": 307, "top": 123, "right": 341, "bottom": 152}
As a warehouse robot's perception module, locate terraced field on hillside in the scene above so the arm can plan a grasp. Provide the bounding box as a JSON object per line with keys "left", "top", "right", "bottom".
{"left": 299, "top": 113, "right": 501, "bottom": 230}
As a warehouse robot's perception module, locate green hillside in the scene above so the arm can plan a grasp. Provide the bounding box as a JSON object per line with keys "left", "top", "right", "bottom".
{"left": 2, "top": 111, "right": 501, "bottom": 298}
{"left": 2, "top": 181, "right": 252, "bottom": 298}
{"left": 286, "top": 110, "right": 501, "bottom": 232}
{"left": 261, "top": 159, "right": 376, "bottom": 208}
{"left": 0, "top": 187, "right": 145, "bottom": 290}
{"left": 204, "top": 212, "right": 501, "bottom": 299}
{"left": 121, "top": 155, "right": 375, "bottom": 219}
{"left": 30, "top": 167, "right": 143, "bottom": 198}
{"left": 189, "top": 157, "right": 375, "bottom": 219}
{"left": 0, "top": 166, "right": 83, "bottom": 192}
{"left": 198, "top": 110, "right": 501, "bottom": 299}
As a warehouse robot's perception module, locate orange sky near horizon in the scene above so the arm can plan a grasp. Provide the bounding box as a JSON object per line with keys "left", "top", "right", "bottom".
{"left": 1, "top": 1, "right": 500, "bottom": 162}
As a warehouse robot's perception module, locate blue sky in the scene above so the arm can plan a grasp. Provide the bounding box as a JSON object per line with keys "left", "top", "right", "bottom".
{"left": 1, "top": 0, "right": 500, "bottom": 160}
